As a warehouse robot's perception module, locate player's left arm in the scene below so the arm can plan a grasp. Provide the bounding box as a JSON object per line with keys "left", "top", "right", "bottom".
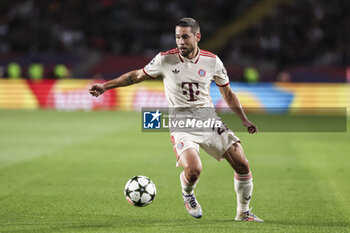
{"left": 218, "top": 84, "right": 258, "bottom": 134}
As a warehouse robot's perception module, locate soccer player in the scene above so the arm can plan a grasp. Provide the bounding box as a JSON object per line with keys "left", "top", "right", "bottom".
{"left": 89, "top": 18, "right": 263, "bottom": 222}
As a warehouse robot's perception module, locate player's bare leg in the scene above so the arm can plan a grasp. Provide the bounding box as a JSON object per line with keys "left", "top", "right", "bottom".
{"left": 223, "top": 142, "right": 263, "bottom": 222}
{"left": 178, "top": 148, "right": 203, "bottom": 218}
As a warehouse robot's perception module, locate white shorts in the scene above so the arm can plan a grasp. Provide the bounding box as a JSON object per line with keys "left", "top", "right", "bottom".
{"left": 170, "top": 127, "right": 240, "bottom": 165}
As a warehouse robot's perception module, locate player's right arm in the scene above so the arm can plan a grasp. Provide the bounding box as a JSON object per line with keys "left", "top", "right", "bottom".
{"left": 89, "top": 69, "right": 148, "bottom": 97}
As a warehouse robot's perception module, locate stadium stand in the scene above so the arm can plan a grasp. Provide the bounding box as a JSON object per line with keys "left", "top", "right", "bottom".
{"left": 0, "top": 0, "right": 348, "bottom": 81}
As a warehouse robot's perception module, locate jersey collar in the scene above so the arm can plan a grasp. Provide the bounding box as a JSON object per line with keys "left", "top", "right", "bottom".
{"left": 178, "top": 48, "right": 200, "bottom": 64}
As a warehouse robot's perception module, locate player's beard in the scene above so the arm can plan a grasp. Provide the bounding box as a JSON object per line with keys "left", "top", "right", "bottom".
{"left": 179, "top": 46, "right": 194, "bottom": 57}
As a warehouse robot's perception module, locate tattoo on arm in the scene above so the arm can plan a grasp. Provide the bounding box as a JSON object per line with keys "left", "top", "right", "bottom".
{"left": 127, "top": 76, "right": 133, "bottom": 85}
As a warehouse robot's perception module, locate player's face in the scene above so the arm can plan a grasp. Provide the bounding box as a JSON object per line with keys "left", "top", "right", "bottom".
{"left": 175, "top": 26, "right": 201, "bottom": 58}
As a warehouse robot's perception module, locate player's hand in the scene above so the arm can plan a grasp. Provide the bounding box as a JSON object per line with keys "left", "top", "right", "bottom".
{"left": 89, "top": 83, "right": 106, "bottom": 97}
{"left": 243, "top": 120, "right": 258, "bottom": 134}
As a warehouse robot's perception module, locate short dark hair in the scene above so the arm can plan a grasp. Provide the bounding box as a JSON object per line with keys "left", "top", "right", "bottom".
{"left": 176, "top": 18, "right": 200, "bottom": 34}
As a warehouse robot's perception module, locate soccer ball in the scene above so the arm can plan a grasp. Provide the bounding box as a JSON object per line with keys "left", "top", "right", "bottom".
{"left": 124, "top": 175, "right": 156, "bottom": 207}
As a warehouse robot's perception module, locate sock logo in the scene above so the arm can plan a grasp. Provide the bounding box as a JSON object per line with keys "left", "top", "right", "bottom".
{"left": 245, "top": 196, "right": 251, "bottom": 201}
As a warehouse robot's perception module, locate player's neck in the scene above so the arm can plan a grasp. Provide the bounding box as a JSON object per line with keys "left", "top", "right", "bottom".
{"left": 185, "top": 47, "right": 199, "bottom": 60}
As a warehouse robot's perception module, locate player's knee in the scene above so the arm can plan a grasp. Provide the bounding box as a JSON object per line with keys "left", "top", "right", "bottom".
{"left": 186, "top": 167, "right": 201, "bottom": 183}
{"left": 229, "top": 143, "right": 250, "bottom": 174}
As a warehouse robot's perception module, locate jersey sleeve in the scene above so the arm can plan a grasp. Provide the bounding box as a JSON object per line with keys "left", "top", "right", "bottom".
{"left": 143, "top": 53, "right": 163, "bottom": 79}
{"left": 213, "top": 56, "right": 230, "bottom": 87}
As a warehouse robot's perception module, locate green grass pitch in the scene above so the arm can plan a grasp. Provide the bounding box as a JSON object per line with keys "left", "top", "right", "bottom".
{"left": 0, "top": 110, "right": 349, "bottom": 233}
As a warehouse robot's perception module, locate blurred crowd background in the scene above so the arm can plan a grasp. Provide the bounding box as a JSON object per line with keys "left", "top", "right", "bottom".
{"left": 0, "top": 0, "right": 349, "bottom": 82}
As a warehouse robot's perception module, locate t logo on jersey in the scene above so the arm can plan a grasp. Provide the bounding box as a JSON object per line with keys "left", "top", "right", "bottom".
{"left": 182, "top": 82, "right": 199, "bottom": 102}
{"left": 143, "top": 110, "right": 161, "bottom": 129}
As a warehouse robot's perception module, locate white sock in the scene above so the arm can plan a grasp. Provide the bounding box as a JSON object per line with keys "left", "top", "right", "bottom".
{"left": 180, "top": 171, "right": 199, "bottom": 195}
{"left": 234, "top": 172, "right": 253, "bottom": 213}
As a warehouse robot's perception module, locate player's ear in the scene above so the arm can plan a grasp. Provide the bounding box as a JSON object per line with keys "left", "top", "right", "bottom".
{"left": 196, "top": 32, "right": 201, "bottom": 43}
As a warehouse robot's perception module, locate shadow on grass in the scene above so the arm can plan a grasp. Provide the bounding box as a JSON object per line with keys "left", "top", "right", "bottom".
{"left": 5, "top": 217, "right": 349, "bottom": 232}
{"left": 267, "top": 219, "right": 350, "bottom": 228}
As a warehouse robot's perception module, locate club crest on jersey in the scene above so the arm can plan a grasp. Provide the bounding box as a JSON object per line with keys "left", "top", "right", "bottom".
{"left": 177, "top": 142, "right": 184, "bottom": 150}
{"left": 198, "top": 69, "right": 206, "bottom": 77}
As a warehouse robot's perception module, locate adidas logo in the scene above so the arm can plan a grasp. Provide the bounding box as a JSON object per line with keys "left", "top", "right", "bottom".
{"left": 172, "top": 69, "right": 180, "bottom": 74}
